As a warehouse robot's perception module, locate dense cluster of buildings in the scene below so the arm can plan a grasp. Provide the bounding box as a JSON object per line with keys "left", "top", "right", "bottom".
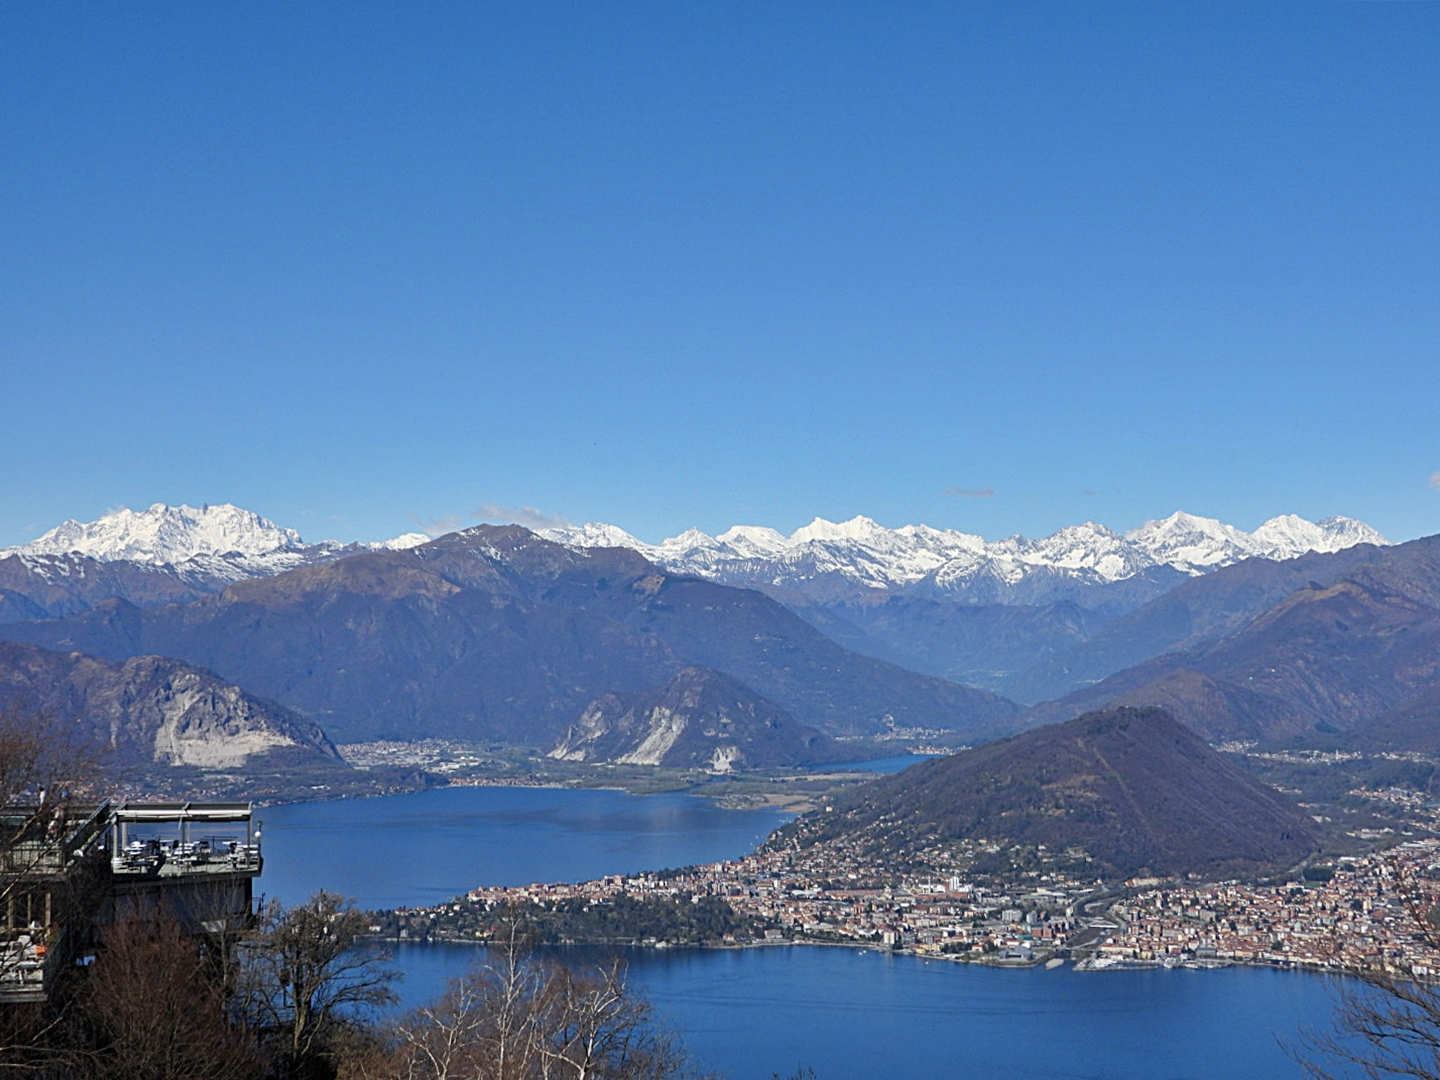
{"left": 395, "top": 835, "right": 1103, "bottom": 960}
{"left": 393, "top": 832, "right": 1440, "bottom": 977}
{"left": 1093, "top": 840, "right": 1440, "bottom": 974}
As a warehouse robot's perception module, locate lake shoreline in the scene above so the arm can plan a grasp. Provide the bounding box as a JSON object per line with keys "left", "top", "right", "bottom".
{"left": 361, "top": 930, "right": 1355, "bottom": 981}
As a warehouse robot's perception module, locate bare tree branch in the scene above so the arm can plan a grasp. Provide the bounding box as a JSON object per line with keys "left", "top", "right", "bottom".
{"left": 1294, "top": 853, "right": 1440, "bottom": 1079}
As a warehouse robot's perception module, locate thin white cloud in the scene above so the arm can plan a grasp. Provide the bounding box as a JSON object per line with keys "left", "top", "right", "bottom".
{"left": 410, "top": 513, "right": 467, "bottom": 538}
{"left": 945, "top": 486, "right": 995, "bottom": 499}
{"left": 473, "top": 503, "right": 570, "bottom": 530}
{"left": 409, "top": 504, "right": 571, "bottom": 537}
{"left": 1430, "top": 472, "right": 1440, "bottom": 493}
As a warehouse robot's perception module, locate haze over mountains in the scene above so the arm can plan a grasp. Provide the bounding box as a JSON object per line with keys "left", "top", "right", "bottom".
{"left": 0, "top": 509, "right": 1017, "bottom": 769}
{"left": 1019, "top": 533, "right": 1440, "bottom": 746}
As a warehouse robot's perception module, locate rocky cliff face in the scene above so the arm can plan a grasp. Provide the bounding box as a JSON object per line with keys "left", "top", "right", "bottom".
{"left": 549, "top": 666, "right": 834, "bottom": 771}
{"left": 0, "top": 641, "right": 341, "bottom": 769}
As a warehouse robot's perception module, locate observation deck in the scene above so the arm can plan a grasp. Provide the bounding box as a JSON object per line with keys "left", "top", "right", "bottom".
{"left": 0, "top": 800, "right": 263, "bottom": 1001}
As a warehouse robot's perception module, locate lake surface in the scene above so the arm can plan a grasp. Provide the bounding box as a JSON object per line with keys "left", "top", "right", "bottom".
{"left": 258, "top": 785, "right": 790, "bottom": 909}
{"left": 390, "top": 942, "right": 1344, "bottom": 1080}
{"left": 262, "top": 784, "right": 1357, "bottom": 1079}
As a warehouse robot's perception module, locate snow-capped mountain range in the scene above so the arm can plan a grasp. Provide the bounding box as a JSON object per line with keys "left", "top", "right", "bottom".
{"left": 540, "top": 512, "right": 1389, "bottom": 603}
{"left": 1, "top": 502, "right": 1388, "bottom": 608}
{"left": 2, "top": 503, "right": 428, "bottom": 586}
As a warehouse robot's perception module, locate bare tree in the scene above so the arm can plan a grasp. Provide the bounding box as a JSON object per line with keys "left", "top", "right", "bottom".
{"left": 1297, "top": 854, "right": 1440, "bottom": 1079}
{"left": 387, "top": 927, "right": 704, "bottom": 1080}
{"left": 534, "top": 960, "right": 690, "bottom": 1080}
{"left": 85, "top": 911, "right": 263, "bottom": 1080}
{"left": 0, "top": 707, "right": 101, "bottom": 949}
{"left": 387, "top": 923, "right": 549, "bottom": 1080}
{"left": 235, "top": 891, "right": 400, "bottom": 1080}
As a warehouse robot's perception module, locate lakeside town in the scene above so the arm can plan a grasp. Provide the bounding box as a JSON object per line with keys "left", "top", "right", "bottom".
{"left": 374, "top": 826, "right": 1440, "bottom": 979}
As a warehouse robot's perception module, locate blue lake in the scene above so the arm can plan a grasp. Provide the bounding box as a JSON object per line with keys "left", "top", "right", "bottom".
{"left": 261, "top": 784, "right": 1358, "bottom": 1079}
{"left": 390, "top": 942, "right": 1344, "bottom": 1080}
{"left": 258, "top": 785, "right": 790, "bottom": 909}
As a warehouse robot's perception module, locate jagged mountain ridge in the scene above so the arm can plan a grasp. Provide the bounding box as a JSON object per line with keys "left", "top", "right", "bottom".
{"left": 0, "top": 503, "right": 1394, "bottom": 728}
{"left": 2, "top": 504, "right": 1386, "bottom": 607}
{"left": 778, "top": 706, "right": 1321, "bottom": 880}
{"left": 542, "top": 512, "right": 1388, "bottom": 700}
{"left": 542, "top": 511, "right": 1387, "bottom": 605}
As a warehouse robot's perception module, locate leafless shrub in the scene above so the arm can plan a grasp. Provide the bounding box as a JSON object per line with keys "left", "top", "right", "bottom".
{"left": 85, "top": 911, "right": 263, "bottom": 1080}
{"left": 386, "top": 924, "right": 708, "bottom": 1080}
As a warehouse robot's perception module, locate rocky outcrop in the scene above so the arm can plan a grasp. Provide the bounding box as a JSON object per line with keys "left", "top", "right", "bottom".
{"left": 0, "top": 641, "right": 341, "bottom": 769}
{"left": 549, "top": 666, "right": 834, "bottom": 771}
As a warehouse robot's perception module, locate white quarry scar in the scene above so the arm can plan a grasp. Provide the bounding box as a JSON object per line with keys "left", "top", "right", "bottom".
{"left": 616, "top": 708, "right": 686, "bottom": 766}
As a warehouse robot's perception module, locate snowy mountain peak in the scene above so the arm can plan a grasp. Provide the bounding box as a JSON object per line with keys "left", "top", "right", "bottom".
{"left": 790, "top": 516, "right": 886, "bottom": 545}
{"left": 1250, "top": 514, "right": 1386, "bottom": 556}
{"left": 2, "top": 504, "right": 438, "bottom": 580}
{"left": 370, "top": 532, "right": 432, "bottom": 551}
{"left": 1125, "top": 511, "right": 1254, "bottom": 569}
{"left": 4, "top": 504, "right": 1392, "bottom": 613}
{"left": 8, "top": 503, "right": 305, "bottom": 565}
{"left": 1315, "top": 516, "right": 1389, "bottom": 548}
{"left": 666, "top": 527, "right": 719, "bottom": 550}
{"left": 540, "top": 522, "right": 647, "bottom": 551}
{"left": 715, "top": 525, "right": 789, "bottom": 555}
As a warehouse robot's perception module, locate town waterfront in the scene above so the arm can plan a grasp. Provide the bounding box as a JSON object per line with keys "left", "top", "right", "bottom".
{"left": 262, "top": 785, "right": 1354, "bottom": 1079}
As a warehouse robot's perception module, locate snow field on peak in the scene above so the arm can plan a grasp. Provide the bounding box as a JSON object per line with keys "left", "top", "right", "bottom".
{"left": 3, "top": 504, "right": 436, "bottom": 568}
{"left": 3, "top": 503, "right": 1390, "bottom": 601}
{"left": 369, "top": 533, "right": 432, "bottom": 551}
{"left": 542, "top": 511, "right": 1390, "bottom": 595}
{"left": 7, "top": 503, "right": 304, "bottom": 565}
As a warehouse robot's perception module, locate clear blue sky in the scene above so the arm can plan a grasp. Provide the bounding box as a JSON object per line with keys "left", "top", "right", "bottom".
{"left": 3, "top": 2, "right": 1437, "bottom": 547}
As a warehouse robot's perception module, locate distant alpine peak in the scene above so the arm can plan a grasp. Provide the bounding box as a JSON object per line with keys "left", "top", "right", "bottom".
{"left": 4, "top": 503, "right": 1390, "bottom": 604}
{"left": 790, "top": 515, "right": 886, "bottom": 544}
{"left": 538, "top": 511, "right": 1390, "bottom": 597}
{"left": 541, "top": 522, "right": 647, "bottom": 551}
{"left": 1124, "top": 511, "right": 1386, "bottom": 567}
{"left": 2, "top": 503, "right": 430, "bottom": 568}
{"left": 8, "top": 503, "right": 304, "bottom": 565}
{"left": 373, "top": 532, "right": 432, "bottom": 551}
